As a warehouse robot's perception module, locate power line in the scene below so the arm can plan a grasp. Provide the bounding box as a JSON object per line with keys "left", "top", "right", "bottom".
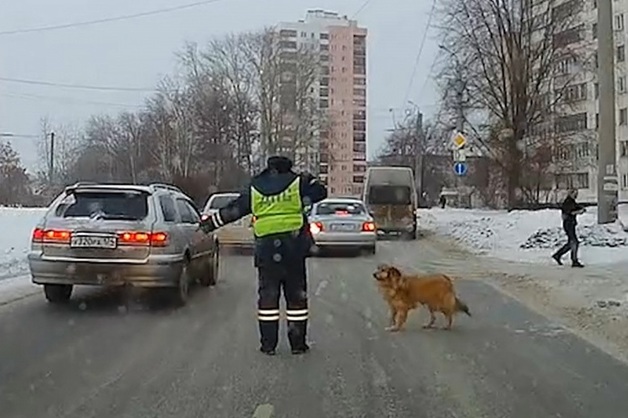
{"left": 402, "top": 0, "right": 437, "bottom": 108}
{"left": 352, "top": 0, "right": 375, "bottom": 18}
{"left": 0, "top": 76, "right": 158, "bottom": 92}
{"left": 0, "top": 0, "right": 225, "bottom": 36}
{"left": 1, "top": 91, "right": 144, "bottom": 108}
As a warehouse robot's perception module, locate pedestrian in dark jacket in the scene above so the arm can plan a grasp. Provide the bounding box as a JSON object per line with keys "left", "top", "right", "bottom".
{"left": 199, "top": 155, "right": 328, "bottom": 355}
{"left": 552, "top": 189, "right": 585, "bottom": 268}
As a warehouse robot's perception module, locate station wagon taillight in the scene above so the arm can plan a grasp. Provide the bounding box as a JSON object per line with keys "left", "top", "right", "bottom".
{"left": 32, "top": 228, "right": 71, "bottom": 244}
{"left": 117, "top": 231, "right": 169, "bottom": 247}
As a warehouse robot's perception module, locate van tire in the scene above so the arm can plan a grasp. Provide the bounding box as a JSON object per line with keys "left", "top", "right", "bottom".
{"left": 172, "top": 263, "right": 190, "bottom": 307}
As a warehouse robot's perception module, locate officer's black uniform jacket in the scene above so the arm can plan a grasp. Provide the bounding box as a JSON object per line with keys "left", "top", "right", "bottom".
{"left": 212, "top": 168, "right": 327, "bottom": 267}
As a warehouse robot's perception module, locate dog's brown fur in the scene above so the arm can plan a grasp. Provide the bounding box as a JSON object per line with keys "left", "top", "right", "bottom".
{"left": 373, "top": 264, "right": 471, "bottom": 332}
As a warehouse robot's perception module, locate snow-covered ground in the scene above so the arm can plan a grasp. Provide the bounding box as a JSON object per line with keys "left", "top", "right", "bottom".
{"left": 419, "top": 204, "right": 628, "bottom": 266}
{"left": 420, "top": 204, "right": 628, "bottom": 361}
{"left": 0, "top": 207, "right": 46, "bottom": 278}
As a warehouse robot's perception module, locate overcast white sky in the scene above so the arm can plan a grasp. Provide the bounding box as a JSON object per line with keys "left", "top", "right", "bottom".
{"left": 0, "top": 0, "right": 440, "bottom": 171}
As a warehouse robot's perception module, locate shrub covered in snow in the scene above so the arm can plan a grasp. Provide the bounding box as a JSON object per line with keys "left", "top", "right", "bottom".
{"left": 520, "top": 222, "right": 628, "bottom": 249}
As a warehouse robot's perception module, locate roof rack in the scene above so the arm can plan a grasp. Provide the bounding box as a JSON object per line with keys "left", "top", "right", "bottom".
{"left": 149, "top": 183, "right": 183, "bottom": 193}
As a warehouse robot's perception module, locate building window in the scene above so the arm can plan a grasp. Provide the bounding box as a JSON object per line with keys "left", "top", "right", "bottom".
{"left": 620, "top": 76, "right": 627, "bottom": 93}
{"left": 320, "top": 165, "right": 329, "bottom": 174}
{"left": 353, "top": 175, "right": 365, "bottom": 184}
{"left": 618, "top": 45, "right": 626, "bottom": 62}
{"left": 320, "top": 87, "right": 329, "bottom": 97}
{"left": 594, "top": 82, "right": 599, "bottom": 98}
{"left": 353, "top": 164, "right": 367, "bottom": 173}
{"left": 562, "top": 82, "right": 587, "bottom": 102}
{"left": 320, "top": 77, "right": 329, "bottom": 86}
{"left": 557, "top": 173, "right": 589, "bottom": 189}
{"left": 596, "top": 113, "right": 600, "bottom": 128}
{"left": 320, "top": 32, "right": 329, "bottom": 40}
{"left": 353, "top": 142, "right": 366, "bottom": 153}
{"left": 353, "top": 88, "right": 366, "bottom": 97}
{"left": 353, "top": 98, "right": 366, "bottom": 107}
{"left": 353, "top": 121, "right": 366, "bottom": 131}
{"left": 354, "top": 132, "right": 366, "bottom": 142}
{"left": 556, "top": 55, "right": 576, "bottom": 74}
{"left": 620, "top": 107, "right": 627, "bottom": 125}
{"left": 593, "top": 23, "right": 598, "bottom": 39}
{"left": 555, "top": 112, "right": 587, "bottom": 133}
{"left": 354, "top": 77, "right": 366, "bottom": 86}
{"left": 353, "top": 110, "right": 366, "bottom": 120}
{"left": 320, "top": 54, "right": 329, "bottom": 62}
{"left": 620, "top": 141, "right": 628, "bottom": 156}
{"left": 280, "top": 29, "right": 297, "bottom": 38}
{"left": 354, "top": 66, "right": 366, "bottom": 75}
{"left": 280, "top": 41, "right": 297, "bottom": 49}
{"left": 616, "top": 14, "right": 625, "bottom": 31}
{"left": 553, "top": 24, "right": 584, "bottom": 48}
{"left": 320, "top": 44, "right": 329, "bottom": 52}
{"left": 622, "top": 174, "right": 628, "bottom": 189}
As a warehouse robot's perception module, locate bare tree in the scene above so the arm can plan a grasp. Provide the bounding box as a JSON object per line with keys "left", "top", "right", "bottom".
{"left": 438, "top": 0, "right": 590, "bottom": 207}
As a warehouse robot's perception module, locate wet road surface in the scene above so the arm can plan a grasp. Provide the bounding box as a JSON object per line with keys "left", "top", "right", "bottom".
{"left": 1, "top": 237, "right": 628, "bottom": 418}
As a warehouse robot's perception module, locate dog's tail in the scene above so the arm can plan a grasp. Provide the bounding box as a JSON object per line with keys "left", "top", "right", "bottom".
{"left": 455, "top": 297, "right": 471, "bottom": 317}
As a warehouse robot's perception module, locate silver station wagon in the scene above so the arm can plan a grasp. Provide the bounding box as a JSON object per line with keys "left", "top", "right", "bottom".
{"left": 28, "top": 182, "right": 220, "bottom": 306}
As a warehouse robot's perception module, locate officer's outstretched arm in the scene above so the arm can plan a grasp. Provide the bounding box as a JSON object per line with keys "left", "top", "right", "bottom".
{"left": 300, "top": 173, "right": 328, "bottom": 205}
{"left": 208, "top": 188, "right": 252, "bottom": 230}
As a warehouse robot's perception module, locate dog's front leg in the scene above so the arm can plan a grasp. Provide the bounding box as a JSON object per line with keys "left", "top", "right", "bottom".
{"left": 386, "top": 309, "right": 408, "bottom": 332}
{"left": 388, "top": 307, "right": 397, "bottom": 327}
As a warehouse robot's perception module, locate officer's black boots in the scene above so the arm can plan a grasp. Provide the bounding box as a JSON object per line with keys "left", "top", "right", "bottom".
{"left": 260, "top": 347, "right": 276, "bottom": 356}
{"left": 291, "top": 343, "right": 310, "bottom": 355}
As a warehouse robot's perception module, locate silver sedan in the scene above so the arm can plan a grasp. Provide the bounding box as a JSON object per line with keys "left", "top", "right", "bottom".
{"left": 308, "top": 198, "right": 377, "bottom": 254}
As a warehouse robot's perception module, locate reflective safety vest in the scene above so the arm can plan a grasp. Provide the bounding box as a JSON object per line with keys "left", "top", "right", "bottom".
{"left": 250, "top": 177, "right": 304, "bottom": 237}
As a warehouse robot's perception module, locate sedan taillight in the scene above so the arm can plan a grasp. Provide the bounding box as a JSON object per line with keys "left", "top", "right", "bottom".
{"left": 362, "top": 221, "right": 376, "bottom": 232}
{"left": 32, "top": 228, "right": 71, "bottom": 244}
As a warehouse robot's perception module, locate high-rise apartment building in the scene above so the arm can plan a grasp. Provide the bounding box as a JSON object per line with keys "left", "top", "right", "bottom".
{"left": 278, "top": 10, "right": 368, "bottom": 197}
{"left": 530, "top": 0, "right": 628, "bottom": 202}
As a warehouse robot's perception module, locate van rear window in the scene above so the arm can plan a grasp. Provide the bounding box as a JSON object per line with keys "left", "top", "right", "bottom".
{"left": 55, "top": 192, "right": 149, "bottom": 220}
{"left": 367, "top": 186, "right": 412, "bottom": 205}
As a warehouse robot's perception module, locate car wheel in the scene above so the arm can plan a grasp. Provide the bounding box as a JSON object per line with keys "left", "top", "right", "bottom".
{"left": 44, "top": 284, "right": 73, "bottom": 304}
{"left": 173, "top": 263, "right": 190, "bottom": 307}
{"left": 201, "top": 243, "right": 219, "bottom": 287}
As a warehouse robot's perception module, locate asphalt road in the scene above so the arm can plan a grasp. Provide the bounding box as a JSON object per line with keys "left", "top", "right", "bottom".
{"left": 1, "top": 238, "right": 628, "bottom": 418}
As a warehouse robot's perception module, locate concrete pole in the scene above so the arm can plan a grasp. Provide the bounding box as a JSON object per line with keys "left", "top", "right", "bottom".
{"left": 455, "top": 64, "right": 465, "bottom": 206}
{"left": 49, "top": 132, "right": 55, "bottom": 187}
{"left": 597, "top": 0, "right": 619, "bottom": 223}
{"left": 415, "top": 110, "right": 424, "bottom": 200}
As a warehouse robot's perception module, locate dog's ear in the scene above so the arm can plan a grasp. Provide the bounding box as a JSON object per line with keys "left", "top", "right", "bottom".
{"left": 387, "top": 266, "right": 402, "bottom": 277}
{"left": 376, "top": 263, "right": 388, "bottom": 271}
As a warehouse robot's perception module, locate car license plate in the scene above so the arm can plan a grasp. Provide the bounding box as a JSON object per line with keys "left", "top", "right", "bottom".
{"left": 70, "top": 235, "right": 117, "bottom": 249}
{"left": 330, "top": 223, "right": 356, "bottom": 232}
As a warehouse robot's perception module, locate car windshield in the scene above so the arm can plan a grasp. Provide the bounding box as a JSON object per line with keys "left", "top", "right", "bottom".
{"left": 315, "top": 201, "right": 365, "bottom": 215}
{"left": 207, "top": 194, "right": 239, "bottom": 210}
{"left": 55, "top": 191, "right": 149, "bottom": 220}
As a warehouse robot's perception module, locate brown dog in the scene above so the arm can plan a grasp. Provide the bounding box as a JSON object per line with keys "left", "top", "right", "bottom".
{"left": 373, "top": 264, "right": 471, "bottom": 332}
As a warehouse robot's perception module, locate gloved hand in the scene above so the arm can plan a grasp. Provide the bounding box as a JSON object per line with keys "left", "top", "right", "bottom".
{"left": 199, "top": 215, "right": 217, "bottom": 234}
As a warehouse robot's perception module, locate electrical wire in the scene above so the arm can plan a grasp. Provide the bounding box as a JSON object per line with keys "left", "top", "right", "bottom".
{"left": 402, "top": 0, "right": 437, "bottom": 108}
{"left": 1, "top": 91, "right": 143, "bottom": 108}
{"left": 0, "top": 0, "right": 225, "bottom": 36}
{"left": 0, "top": 76, "right": 158, "bottom": 92}
{"left": 351, "top": 0, "right": 375, "bottom": 18}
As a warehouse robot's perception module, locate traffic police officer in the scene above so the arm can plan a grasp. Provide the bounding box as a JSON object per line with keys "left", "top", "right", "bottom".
{"left": 200, "top": 155, "right": 327, "bottom": 355}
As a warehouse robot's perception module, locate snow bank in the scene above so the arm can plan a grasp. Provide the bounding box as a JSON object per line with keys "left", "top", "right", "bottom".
{"left": 419, "top": 205, "right": 628, "bottom": 266}
{"left": 0, "top": 207, "right": 47, "bottom": 279}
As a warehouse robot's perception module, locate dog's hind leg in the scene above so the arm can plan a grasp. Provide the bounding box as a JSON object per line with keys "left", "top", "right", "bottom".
{"left": 442, "top": 311, "right": 454, "bottom": 330}
{"left": 422, "top": 308, "right": 436, "bottom": 329}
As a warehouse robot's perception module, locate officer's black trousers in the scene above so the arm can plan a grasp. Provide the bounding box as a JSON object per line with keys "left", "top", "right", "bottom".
{"left": 257, "top": 258, "right": 308, "bottom": 351}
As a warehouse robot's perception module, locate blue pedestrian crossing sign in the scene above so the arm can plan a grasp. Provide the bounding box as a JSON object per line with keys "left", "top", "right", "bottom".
{"left": 453, "top": 162, "right": 467, "bottom": 176}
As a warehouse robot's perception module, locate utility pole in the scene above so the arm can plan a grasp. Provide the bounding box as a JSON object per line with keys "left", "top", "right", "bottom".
{"left": 598, "top": 0, "right": 619, "bottom": 223}
{"left": 454, "top": 62, "right": 465, "bottom": 207}
{"left": 49, "top": 132, "right": 55, "bottom": 187}
{"left": 415, "top": 110, "right": 424, "bottom": 202}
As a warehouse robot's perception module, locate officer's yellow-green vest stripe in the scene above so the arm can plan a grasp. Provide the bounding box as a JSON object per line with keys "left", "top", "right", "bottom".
{"left": 250, "top": 177, "right": 304, "bottom": 237}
